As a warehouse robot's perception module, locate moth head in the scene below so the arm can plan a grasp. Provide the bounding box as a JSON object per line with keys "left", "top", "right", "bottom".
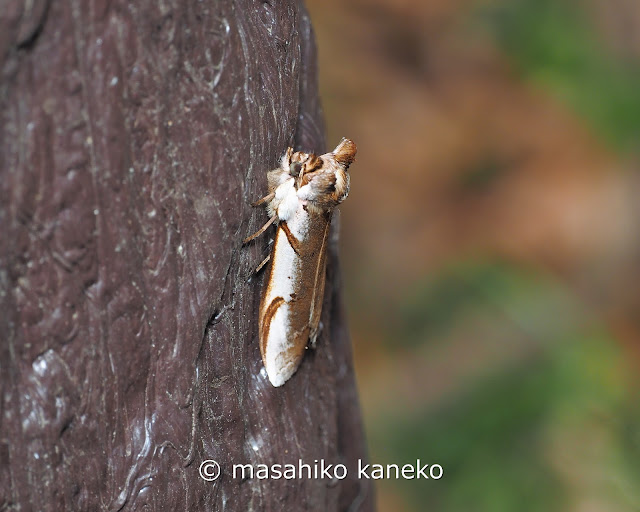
{"left": 289, "top": 161, "right": 302, "bottom": 177}
{"left": 288, "top": 150, "right": 323, "bottom": 178}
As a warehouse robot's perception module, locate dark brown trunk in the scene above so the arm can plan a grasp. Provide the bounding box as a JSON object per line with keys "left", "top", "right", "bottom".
{"left": 0, "top": 1, "right": 373, "bottom": 510}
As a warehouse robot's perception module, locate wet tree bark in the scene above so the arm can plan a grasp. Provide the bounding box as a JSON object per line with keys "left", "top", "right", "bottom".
{"left": 0, "top": 1, "right": 373, "bottom": 510}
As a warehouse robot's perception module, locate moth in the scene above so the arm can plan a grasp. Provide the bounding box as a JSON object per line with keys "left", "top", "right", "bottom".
{"left": 244, "top": 138, "right": 357, "bottom": 387}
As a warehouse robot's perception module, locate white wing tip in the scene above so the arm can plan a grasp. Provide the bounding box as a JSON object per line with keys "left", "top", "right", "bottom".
{"left": 268, "top": 373, "right": 287, "bottom": 387}
{"left": 264, "top": 359, "right": 298, "bottom": 387}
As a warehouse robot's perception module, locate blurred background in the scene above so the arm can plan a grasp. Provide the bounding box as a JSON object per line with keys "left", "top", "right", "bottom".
{"left": 305, "top": 0, "right": 640, "bottom": 510}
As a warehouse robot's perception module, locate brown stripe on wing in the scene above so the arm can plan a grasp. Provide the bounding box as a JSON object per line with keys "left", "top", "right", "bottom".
{"left": 307, "top": 212, "right": 331, "bottom": 340}
{"left": 279, "top": 221, "right": 301, "bottom": 255}
{"left": 260, "top": 296, "right": 286, "bottom": 358}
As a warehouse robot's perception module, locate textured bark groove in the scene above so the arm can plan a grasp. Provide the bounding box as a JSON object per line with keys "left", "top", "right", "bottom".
{"left": 0, "top": 1, "right": 373, "bottom": 510}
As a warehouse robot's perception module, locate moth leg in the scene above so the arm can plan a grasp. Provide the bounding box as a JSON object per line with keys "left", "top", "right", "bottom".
{"left": 255, "top": 254, "right": 270, "bottom": 273}
{"left": 245, "top": 252, "right": 271, "bottom": 282}
{"left": 251, "top": 192, "right": 275, "bottom": 207}
{"left": 308, "top": 322, "right": 322, "bottom": 349}
{"left": 243, "top": 214, "right": 278, "bottom": 245}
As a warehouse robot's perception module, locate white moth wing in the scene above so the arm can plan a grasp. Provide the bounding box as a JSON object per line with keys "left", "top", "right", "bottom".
{"left": 254, "top": 139, "right": 356, "bottom": 387}
{"left": 259, "top": 185, "right": 311, "bottom": 387}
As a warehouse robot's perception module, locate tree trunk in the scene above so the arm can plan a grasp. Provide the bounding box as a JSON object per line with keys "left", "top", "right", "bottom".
{"left": 0, "top": 1, "right": 373, "bottom": 510}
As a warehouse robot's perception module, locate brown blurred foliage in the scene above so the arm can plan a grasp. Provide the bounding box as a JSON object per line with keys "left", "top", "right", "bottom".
{"left": 306, "top": 0, "right": 640, "bottom": 509}
{"left": 307, "top": 0, "right": 640, "bottom": 362}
